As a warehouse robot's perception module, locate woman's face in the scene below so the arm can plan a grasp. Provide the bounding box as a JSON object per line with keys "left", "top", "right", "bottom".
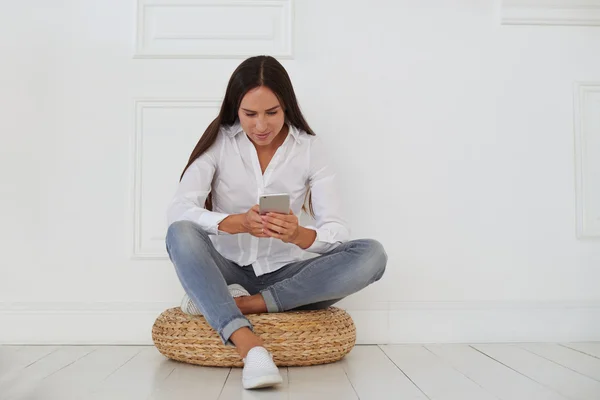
{"left": 238, "top": 86, "right": 286, "bottom": 147}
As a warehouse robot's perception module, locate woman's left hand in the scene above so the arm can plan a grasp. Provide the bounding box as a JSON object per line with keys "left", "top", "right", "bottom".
{"left": 261, "top": 210, "right": 299, "bottom": 243}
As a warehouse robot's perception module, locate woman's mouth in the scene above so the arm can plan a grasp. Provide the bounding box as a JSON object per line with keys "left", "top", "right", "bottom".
{"left": 255, "top": 132, "right": 271, "bottom": 140}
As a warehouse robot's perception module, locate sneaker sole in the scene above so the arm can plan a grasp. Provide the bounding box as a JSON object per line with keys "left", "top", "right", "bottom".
{"left": 242, "top": 374, "right": 283, "bottom": 389}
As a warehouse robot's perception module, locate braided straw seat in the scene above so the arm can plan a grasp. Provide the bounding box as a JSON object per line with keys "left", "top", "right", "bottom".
{"left": 152, "top": 306, "right": 356, "bottom": 367}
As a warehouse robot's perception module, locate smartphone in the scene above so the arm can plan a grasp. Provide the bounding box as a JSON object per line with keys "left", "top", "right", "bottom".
{"left": 259, "top": 193, "right": 290, "bottom": 215}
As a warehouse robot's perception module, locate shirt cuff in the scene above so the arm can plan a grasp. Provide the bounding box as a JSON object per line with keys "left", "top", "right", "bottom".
{"left": 304, "top": 227, "right": 342, "bottom": 254}
{"left": 198, "top": 211, "right": 230, "bottom": 235}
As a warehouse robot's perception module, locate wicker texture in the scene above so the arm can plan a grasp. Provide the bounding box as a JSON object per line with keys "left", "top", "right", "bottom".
{"left": 152, "top": 306, "right": 356, "bottom": 367}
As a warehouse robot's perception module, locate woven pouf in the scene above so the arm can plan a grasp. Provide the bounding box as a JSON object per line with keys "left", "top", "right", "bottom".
{"left": 152, "top": 306, "right": 356, "bottom": 367}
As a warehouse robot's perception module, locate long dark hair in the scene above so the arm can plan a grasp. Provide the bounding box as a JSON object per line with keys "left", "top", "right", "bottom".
{"left": 180, "top": 55, "right": 316, "bottom": 215}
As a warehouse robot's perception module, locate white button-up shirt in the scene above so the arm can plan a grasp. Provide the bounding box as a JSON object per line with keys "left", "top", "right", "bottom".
{"left": 167, "top": 122, "right": 350, "bottom": 276}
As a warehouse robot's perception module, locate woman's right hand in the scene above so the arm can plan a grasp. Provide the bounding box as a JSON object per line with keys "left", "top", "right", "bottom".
{"left": 241, "top": 205, "right": 268, "bottom": 238}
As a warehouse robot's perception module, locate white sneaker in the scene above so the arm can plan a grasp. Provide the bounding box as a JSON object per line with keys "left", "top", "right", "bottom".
{"left": 242, "top": 346, "right": 282, "bottom": 389}
{"left": 228, "top": 283, "right": 251, "bottom": 298}
{"left": 180, "top": 284, "right": 250, "bottom": 315}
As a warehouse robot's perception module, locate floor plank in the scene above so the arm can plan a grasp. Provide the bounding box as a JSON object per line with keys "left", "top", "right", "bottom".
{"left": 218, "top": 367, "right": 289, "bottom": 400}
{"left": 473, "top": 344, "right": 600, "bottom": 400}
{"left": 0, "top": 346, "right": 96, "bottom": 400}
{"left": 380, "top": 345, "right": 499, "bottom": 400}
{"left": 425, "top": 344, "right": 568, "bottom": 400}
{"left": 10, "top": 346, "right": 144, "bottom": 400}
{"left": 148, "top": 362, "right": 230, "bottom": 400}
{"left": 561, "top": 342, "right": 600, "bottom": 360}
{"left": 287, "top": 362, "right": 358, "bottom": 400}
{"left": 340, "top": 346, "right": 427, "bottom": 400}
{"left": 0, "top": 346, "right": 21, "bottom": 375}
{"left": 0, "top": 346, "right": 58, "bottom": 385}
{"left": 86, "top": 346, "right": 176, "bottom": 400}
{"left": 519, "top": 343, "right": 600, "bottom": 382}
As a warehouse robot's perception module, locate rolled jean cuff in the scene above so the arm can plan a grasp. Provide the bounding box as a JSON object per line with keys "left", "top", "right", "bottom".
{"left": 261, "top": 288, "right": 281, "bottom": 313}
{"left": 220, "top": 316, "right": 253, "bottom": 346}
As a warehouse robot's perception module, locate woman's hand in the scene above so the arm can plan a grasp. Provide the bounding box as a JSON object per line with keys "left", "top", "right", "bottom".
{"left": 241, "top": 205, "right": 269, "bottom": 238}
{"left": 261, "top": 210, "right": 300, "bottom": 243}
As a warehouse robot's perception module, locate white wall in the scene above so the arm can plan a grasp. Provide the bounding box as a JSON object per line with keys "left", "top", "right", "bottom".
{"left": 2, "top": 0, "right": 600, "bottom": 344}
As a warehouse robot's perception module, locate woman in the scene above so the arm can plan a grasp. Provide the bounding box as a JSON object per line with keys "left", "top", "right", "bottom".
{"left": 165, "top": 55, "right": 387, "bottom": 389}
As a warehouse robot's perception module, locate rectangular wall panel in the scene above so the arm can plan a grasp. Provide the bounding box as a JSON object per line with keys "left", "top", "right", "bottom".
{"left": 132, "top": 99, "right": 221, "bottom": 259}
{"left": 574, "top": 83, "right": 600, "bottom": 238}
{"left": 135, "top": 0, "right": 294, "bottom": 58}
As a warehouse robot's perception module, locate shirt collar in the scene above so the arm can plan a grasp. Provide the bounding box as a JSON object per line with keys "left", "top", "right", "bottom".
{"left": 224, "top": 121, "right": 301, "bottom": 144}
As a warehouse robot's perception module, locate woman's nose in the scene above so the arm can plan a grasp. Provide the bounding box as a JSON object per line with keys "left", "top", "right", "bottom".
{"left": 256, "top": 117, "right": 267, "bottom": 132}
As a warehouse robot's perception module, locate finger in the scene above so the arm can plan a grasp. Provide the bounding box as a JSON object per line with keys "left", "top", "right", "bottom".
{"left": 264, "top": 213, "right": 293, "bottom": 225}
{"left": 265, "top": 229, "right": 291, "bottom": 242}
{"left": 251, "top": 204, "right": 260, "bottom": 212}
{"left": 267, "top": 212, "right": 296, "bottom": 223}
{"left": 250, "top": 205, "right": 262, "bottom": 217}
{"left": 263, "top": 221, "right": 289, "bottom": 235}
{"left": 262, "top": 216, "right": 289, "bottom": 229}
{"left": 264, "top": 229, "right": 283, "bottom": 240}
{"left": 252, "top": 228, "right": 268, "bottom": 238}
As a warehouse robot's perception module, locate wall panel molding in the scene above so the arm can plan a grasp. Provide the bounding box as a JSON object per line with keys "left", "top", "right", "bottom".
{"left": 574, "top": 82, "right": 600, "bottom": 238}
{"left": 501, "top": 0, "right": 600, "bottom": 26}
{"left": 135, "top": 0, "right": 294, "bottom": 58}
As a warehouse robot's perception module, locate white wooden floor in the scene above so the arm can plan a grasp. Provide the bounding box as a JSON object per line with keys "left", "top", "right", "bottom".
{"left": 1, "top": 343, "right": 600, "bottom": 400}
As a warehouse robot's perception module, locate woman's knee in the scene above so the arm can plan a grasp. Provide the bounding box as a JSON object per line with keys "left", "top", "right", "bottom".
{"left": 353, "top": 239, "right": 387, "bottom": 282}
{"left": 166, "top": 220, "right": 210, "bottom": 254}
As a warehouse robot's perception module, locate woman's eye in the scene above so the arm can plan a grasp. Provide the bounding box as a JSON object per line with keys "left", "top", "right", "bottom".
{"left": 244, "top": 111, "right": 277, "bottom": 117}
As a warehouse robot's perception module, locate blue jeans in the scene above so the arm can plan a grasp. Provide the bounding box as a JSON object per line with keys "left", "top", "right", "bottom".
{"left": 165, "top": 220, "right": 387, "bottom": 345}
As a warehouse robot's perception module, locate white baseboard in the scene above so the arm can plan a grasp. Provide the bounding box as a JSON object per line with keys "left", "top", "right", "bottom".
{"left": 0, "top": 302, "right": 173, "bottom": 345}
{"left": 1, "top": 301, "right": 599, "bottom": 345}
{"left": 500, "top": 1, "right": 600, "bottom": 26}
{"left": 388, "top": 301, "right": 600, "bottom": 343}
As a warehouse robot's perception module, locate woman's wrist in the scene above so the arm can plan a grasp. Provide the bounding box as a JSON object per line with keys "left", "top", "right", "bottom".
{"left": 293, "top": 226, "right": 317, "bottom": 250}
{"left": 218, "top": 214, "right": 245, "bottom": 234}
